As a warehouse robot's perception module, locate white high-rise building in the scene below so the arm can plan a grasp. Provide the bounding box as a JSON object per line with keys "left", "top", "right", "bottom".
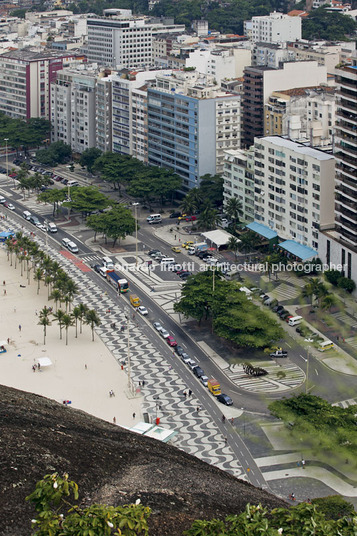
{"left": 223, "top": 148, "right": 255, "bottom": 223}
{"left": 251, "top": 12, "right": 301, "bottom": 44}
{"left": 87, "top": 16, "right": 153, "bottom": 69}
{"left": 253, "top": 136, "right": 335, "bottom": 250}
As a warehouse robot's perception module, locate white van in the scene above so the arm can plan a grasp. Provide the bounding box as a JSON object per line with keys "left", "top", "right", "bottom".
{"left": 61, "top": 237, "right": 71, "bottom": 248}
{"left": 67, "top": 241, "right": 78, "bottom": 253}
{"left": 288, "top": 316, "right": 303, "bottom": 327}
{"left": 22, "top": 210, "right": 31, "bottom": 220}
{"left": 68, "top": 180, "right": 79, "bottom": 187}
{"left": 47, "top": 222, "right": 57, "bottom": 233}
{"left": 160, "top": 257, "right": 175, "bottom": 266}
{"left": 147, "top": 214, "right": 161, "bottom": 224}
{"left": 318, "top": 340, "right": 334, "bottom": 352}
{"left": 102, "top": 256, "right": 114, "bottom": 270}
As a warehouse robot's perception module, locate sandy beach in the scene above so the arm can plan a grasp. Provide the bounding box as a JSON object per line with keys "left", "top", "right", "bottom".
{"left": 0, "top": 247, "right": 142, "bottom": 427}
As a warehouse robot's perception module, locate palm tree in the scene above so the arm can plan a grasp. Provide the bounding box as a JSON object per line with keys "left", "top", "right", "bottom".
{"left": 227, "top": 236, "right": 240, "bottom": 260}
{"left": 78, "top": 303, "right": 89, "bottom": 334}
{"left": 179, "top": 196, "right": 196, "bottom": 217}
{"left": 44, "top": 275, "right": 53, "bottom": 299}
{"left": 311, "top": 279, "right": 328, "bottom": 307}
{"left": 321, "top": 294, "right": 337, "bottom": 312}
{"left": 49, "top": 289, "right": 62, "bottom": 311}
{"left": 53, "top": 309, "right": 65, "bottom": 340}
{"left": 38, "top": 315, "right": 51, "bottom": 345}
{"left": 72, "top": 306, "right": 81, "bottom": 338}
{"left": 225, "top": 197, "right": 243, "bottom": 227}
{"left": 238, "top": 231, "right": 260, "bottom": 258}
{"left": 34, "top": 268, "right": 43, "bottom": 294}
{"left": 62, "top": 313, "right": 74, "bottom": 345}
{"left": 63, "top": 294, "right": 72, "bottom": 313}
{"left": 85, "top": 309, "right": 101, "bottom": 342}
{"left": 197, "top": 205, "right": 218, "bottom": 231}
{"left": 302, "top": 280, "right": 314, "bottom": 306}
{"left": 62, "top": 280, "right": 78, "bottom": 311}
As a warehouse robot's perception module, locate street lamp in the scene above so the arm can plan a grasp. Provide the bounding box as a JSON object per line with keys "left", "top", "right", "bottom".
{"left": 4, "top": 138, "right": 9, "bottom": 182}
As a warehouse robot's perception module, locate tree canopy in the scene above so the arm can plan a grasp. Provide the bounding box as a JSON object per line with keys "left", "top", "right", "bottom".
{"left": 269, "top": 394, "right": 357, "bottom": 466}
{"left": 36, "top": 141, "right": 72, "bottom": 167}
{"left": 79, "top": 147, "right": 102, "bottom": 173}
{"left": 302, "top": 8, "right": 357, "bottom": 41}
{"left": 174, "top": 270, "right": 283, "bottom": 348}
{"left": 0, "top": 113, "right": 51, "bottom": 154}
{"left": 86, "top": 204, "right": 136, "bottom": 246}
{"left": 63, "top": 186, "right": 111, "bottom": 217}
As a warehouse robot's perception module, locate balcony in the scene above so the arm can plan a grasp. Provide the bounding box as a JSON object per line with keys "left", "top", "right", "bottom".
{"left": 335, "top": 204, "right": 357, "bottom": 224}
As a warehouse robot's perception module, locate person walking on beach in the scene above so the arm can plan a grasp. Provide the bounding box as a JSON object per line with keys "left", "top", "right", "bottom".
{"left": 18, "top": 324, "right": 21, "bottom": 332}
{"left": 133, "top": 412, "right": 136, "bottom": 419}
{"left": 113, "top": 417, "right": 116, "bottom": 424}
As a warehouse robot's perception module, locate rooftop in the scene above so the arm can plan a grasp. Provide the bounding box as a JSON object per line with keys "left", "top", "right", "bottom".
{"left": 0, "top": 47, "right": 82, "bottom": 61}
{"left": 246, "top": 222, "right": 278, "bottom": 240}
{"left": 262, "top": 136, "right": 335, "bottom": 161}
{"left": 278, "top": 240, "right": 318, "bottom": 261}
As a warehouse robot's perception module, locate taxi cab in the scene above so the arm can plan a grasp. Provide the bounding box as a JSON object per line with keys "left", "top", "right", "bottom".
{"left": 171, "top": 246, "right": 181, "bottom": 253}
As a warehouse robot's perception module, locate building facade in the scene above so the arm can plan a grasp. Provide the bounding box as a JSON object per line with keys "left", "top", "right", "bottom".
{"left": 253, "top": 136, "right": 335, "bottom": 250}
{"left": 223, "top": 148, "right": 255, "bottom": 222}
{"left": 87, "top": 16, "right": 153, "bottom": 69}
{"left": 319, "top": 54, "right": 357, "bottom": 285}
{"left": 0, "top": 48, "right": 85, "bottom": 120}
{"left": 251, "top": 12, "right": 301, "bottom": 44}
{"left": 147, "top": 71, "right": 241, "bottom": 190}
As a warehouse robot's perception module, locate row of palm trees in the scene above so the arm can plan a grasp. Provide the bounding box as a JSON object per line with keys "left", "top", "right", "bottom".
{"left": 302, "top": 278, "right": 337, "bottom": 311}
{"left": 5, "top": 232, "right": 101, "bottom": 343}
{"left": 38, "top": 304, "right": 101, "bottom": 345}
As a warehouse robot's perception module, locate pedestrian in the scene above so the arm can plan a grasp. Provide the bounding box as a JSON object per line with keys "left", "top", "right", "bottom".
{"left": 3, "top": 289, "right": 6, "bottom": 295}
{"left": 85, "top": 364, "right": 87, "bottom": 370}
{"left": 109, "top": 390, "right": 112, "bottom": 398}
{"left": 7, "top": 338, "right": 10, "bottom": 344}
{"left": 35, "top": 310, "right": 38, "bottom": 316}
{"left": 224, "top": 436, "right": 228, "bottom": 445}
{"left": 302, "top": 459, "right": 305, "bottom": 469}
{"left": 18, "top": 324, "right": 21, "bottom": 332}
{"left": 174, "top": 235, "right": 177, "bottom": 240}
{"left": 32, "top": 365, "right": 36, "bottom": 373}
{"left": 133, "top": 412, "right": 136, "bottom": 419}
{"left": 188, "top": 389, "right": 192, "bottom": 397}
{"left": 139, "top": 381, "right": 141, "bottom": 387}
{"left": 183, "top": 391, "right": 187, "bottom": 398}
{"left": 113, "top": 416, "right": 116, "bottom": 424}
{"left": 297, "top": 461, "right": 301, "bottom": 468}
{"left": 196, "top": 406, "right": 200, "bottom": 413}
{"left": 230, "top": 417, "right": 234, "bottom": 425}
{"left": 2, "top": 281, "right": 5, "bottom": 285}
{"left": 37, "top": 363, "right": 40, "bottom": 370}
{"left": 222, "top": 414, "right": 226, "bottom": 423}
{"left": 142, "top": 380, "right": 145, "bottom": 387}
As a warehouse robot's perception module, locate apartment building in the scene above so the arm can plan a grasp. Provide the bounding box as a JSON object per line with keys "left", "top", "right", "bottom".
{"left": 0, "top": 48, "right": 85, "bottom": 120}
{"left": 147, "top": 71, "right": 241, "bottom": 190}
{"left": 287, "top": 42, "right": 342, "bottom": 74}
{"left": 87, "top": 15, "right": 153, "bottom": 69}
{"left": 185, "top": 48, "right": 251, "bottom": 82}
{"left": 319, "top": 53, "right": 357, "bottom": 283}
{"left": 51, "top": 65, "right": 113, "bottom": 153}
{"left": 223, "top": 148, "right": 255, "bottom": 222}
{"left": 253, "top": 136, "right": 335, "bottom": 250}
{"left": 253, "top": 43, "right": 294, "bottom": 68}
{"left": 250, "top": 12, "right": 301, "bottom": 44}
{"left": 264, "top": 86, "right": 336, "bottom": 147}
{"left": 242, "top": 61, "right": 327, "bottom": 147}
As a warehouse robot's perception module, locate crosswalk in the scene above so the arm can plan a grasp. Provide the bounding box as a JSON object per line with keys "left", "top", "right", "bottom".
{"left": 332, "top": 397, "right": 357, "bottom": 409}
{"left": 331, "top": 312, "right": 357, "bottom": 329}
{"left": 267, "top": 282, "right": 301, "bottom": 302}
{"left": 80, "top": 253, "right": 102, "bottom": 265}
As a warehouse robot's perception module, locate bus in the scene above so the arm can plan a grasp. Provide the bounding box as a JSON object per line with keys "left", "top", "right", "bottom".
{"left": 118, "top": 277, "right": 129, "bottom": 293}
{"left": 106, "top": 271, "right": 129, "bottom": 293}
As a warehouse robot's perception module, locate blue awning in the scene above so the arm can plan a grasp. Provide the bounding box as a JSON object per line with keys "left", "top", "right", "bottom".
{"left": 246, "top": 222, "right": 278, "bottom": 240}
{"left": 279, "top": 240, "right": 318, "bottom": 261}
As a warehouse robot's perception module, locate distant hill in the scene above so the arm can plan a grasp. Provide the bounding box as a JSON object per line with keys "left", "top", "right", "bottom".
{"left": 0, "top": 384, "right": 287, "bottom": 536}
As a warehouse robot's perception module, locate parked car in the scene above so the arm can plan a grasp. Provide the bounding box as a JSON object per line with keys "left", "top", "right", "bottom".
{"left": 55, "top": 176, "right": 63, "bottom": 182}
{"left": 276, "top": 305, "right": 285, "bottom": 314}
{"left": 138, "top": 306, "right": 148, "bottom": 316}
{"left": 171, "top": 246, "right": 181, "bottom": 253}
{"left": 280, "top": 311, "right": 292, "bottom": 320}
{"left": 170, "top": 211, "right": 181, "bottom": 218}
{"left": 192, "top": 366, "right": 204, "bottom": 378}
{"left": 166, "top": 335, "right": 177, "bottom": 347}
{"left": 217, "top": 394, "right": 233, "bottom": 406}
{"left": 179, "top": 271, "right": 192, "bottom": 278}
{"left": 200, "top": 375, "right": 209, "bottom": 387}
{"left": 0, "top": 166, "right": 7, "bottom": 173}
{"left": 185, "top": 215, "right": 197, "bottom": 222}
{"left": 272, "top": 304, "right": 281, "bottom": 313}
{"left": 4, "top": 202, "right": 15, "bottom": 210}
{"left": 153, "top": 322, "right": 163, "bottom": 332}
{"left": 91, "top": 263, "right": 102, "bottom": 274}
{"left": 148, "top": 249, "right": 161, "bottom": 256}
{"left": 270, "top": 349, "right": 288, "bottom": 358}
{"left": 160, "top": 329, "right": 170, "bottom": 339}
{"left": 187, "top": 359, "right": 198, "bottom": 370}
{"left": 61, "top": 178, "right": 69, "bottom": 185}
{"left": 174, "top": 345, "right": 184, "bottom": 356}
{"left": 181, "top": 353, "right": 191, "bottom": 365}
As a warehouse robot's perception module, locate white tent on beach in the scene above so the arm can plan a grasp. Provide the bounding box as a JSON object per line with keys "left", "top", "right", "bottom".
{"left": 37, "top": 357, "right": 53, "bottom": 368}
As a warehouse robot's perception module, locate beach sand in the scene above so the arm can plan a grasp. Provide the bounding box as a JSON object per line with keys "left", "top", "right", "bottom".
{"left": 0, "top": 248, "right": 142, "bottom": 427}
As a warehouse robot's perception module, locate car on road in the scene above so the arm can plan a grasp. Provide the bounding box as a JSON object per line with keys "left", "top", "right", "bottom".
{"left": 35, "top": 223, "right": 47, "bottom": 232}
{"left": 193, "top": 366, "right": 204, "bottom": 378}
{"left": 61, "top": 178, "right": 69, "bottom": 185}
{"left": 188, "top": 360, "right": 198, "bottom": 370}
{"left": 91, "top": 263, "right": 102, "bottom": 274}
{"left": 181, "top": 353, "right": 191, "bottom": 364}
{"left": 280, "top": 311, "right": 291, "bottom": 320}
{"left": 171, "top": 246, "right": 181, "bottom": 253}
{"left": 182, "top": 241, "right": 194, "bottom": 249}
{"left": 270, "top": 349, "right": 288, "bottom": 358}
{"left": 55, "top": 176, "right": 63, "bottom": 182}
{"left": 217, "top": 394, "right": 233, "bottom": 406}
{"left": 180, "top": 273, "right": 192, "bottom": 280}
{"left": 138, "top": 306, "right": 148, "bottom": 316}
{"left": 178, "top": 271, "right": 192, "bottom": 278}
{"left": 198, "top": 252, "right": 212, "bottom": 260}
{"left": 166, "top": 335, "right": 177, "bottom": 347}
{"left": 148, "top": 249, "right": 161, "bottom": 256}
{"left": 170, "top": 211, "right": 181, "bottom": 218}
{"left": 272, "top": 304, "right": 281, "bottom": 313}
{"left": 175, "top": 345, "right": 184, "bottom": 356}
{"left": 178, "top": 214, "right": 187, "bottom": 220}
{"left": 160, "top": 329, "right": 170, "bottom": 339}
{"left": 0, "top": 166, "right": 7, "bottom": 173}
{"left": 185, "top": 215, "right": 197, "bottom": 222}
{"left": 200, "top": 375, "right": 208, "bottom": 387}
{"left": 153, "top": 322, "right": 163, "bottom": 332}
{"left": 4, "top": 202, "right": 15, "bottom": 210}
